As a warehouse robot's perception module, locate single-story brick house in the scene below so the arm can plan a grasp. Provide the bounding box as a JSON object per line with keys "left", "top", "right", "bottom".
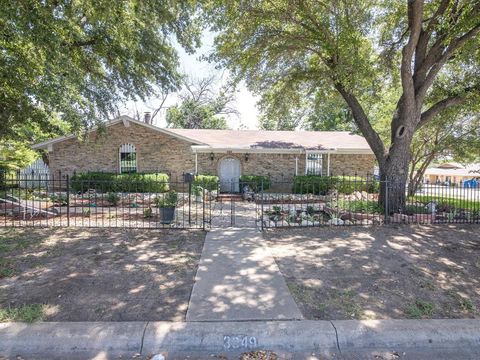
{"left": 33, "top": 116, "right": 376, "bottom": 191}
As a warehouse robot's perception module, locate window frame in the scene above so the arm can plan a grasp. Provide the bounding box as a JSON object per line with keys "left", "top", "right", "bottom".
{"left": 119, "top": 143, "right": 137, "bottom": 174}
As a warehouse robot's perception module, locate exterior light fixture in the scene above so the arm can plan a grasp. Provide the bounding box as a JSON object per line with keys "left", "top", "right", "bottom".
{"left": 245, "top": 153, "right": 249, "bottom": 162}
{"left": 210, "top": 152, "right": 214, "bottom": 161}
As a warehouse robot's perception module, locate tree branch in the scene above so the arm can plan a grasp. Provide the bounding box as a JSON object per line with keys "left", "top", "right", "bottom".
{"left": 401, "top": 0, "right": 424, "bottom": 106}
{"left": 418, "top": 94, "right": 467, "bottom": 128}
{"left": 334, "top": 83, "right": 386, "bottom": 162}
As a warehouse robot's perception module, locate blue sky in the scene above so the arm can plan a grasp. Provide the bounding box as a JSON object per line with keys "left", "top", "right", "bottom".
{"left": 120, "top": 32, "right": 260, "bottom": 129}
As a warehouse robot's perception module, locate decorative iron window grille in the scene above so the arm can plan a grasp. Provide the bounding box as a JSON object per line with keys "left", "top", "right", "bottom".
{"left": 306, "top": 153, "right": 323, "bottom": 175}
{"left": 119, "top": 143, "right": 137, "bottom": 173}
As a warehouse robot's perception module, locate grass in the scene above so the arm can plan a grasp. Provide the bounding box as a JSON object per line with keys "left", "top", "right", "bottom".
{"left": 410, "top": 195, "right": 480, "bottom": 212}
{"left": 0, "top": 304, "right": 45, "bottom": 322}
{"left": 405, "top": 299, "right": 435, "bottom": 318}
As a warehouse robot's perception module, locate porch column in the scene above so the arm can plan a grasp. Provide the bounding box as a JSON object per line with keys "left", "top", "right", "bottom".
{"left": 194, "top": 152, "right": 198, "bottom": 174}
{"left": 327, "top": 152, "right": 331, "bottom": 176}
{"left": 295, "top": 156, "right": 298, "bottom": 176}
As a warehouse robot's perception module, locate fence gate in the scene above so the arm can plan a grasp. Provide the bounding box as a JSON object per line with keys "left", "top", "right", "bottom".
{"left": 211, "top": 181, "right": 260, "bottom": 228}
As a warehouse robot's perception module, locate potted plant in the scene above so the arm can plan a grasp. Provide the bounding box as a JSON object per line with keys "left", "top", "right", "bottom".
{"left": 154, "top": 191, "right": 178, "bottom": 224}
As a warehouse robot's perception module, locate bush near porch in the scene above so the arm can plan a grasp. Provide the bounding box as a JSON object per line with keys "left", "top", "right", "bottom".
{"left": 240, "top": 175, "right": 271, "bottom": 191}
{"left": 71, "top": 172, "right": 169, "bottom": 193}
{"left": 293, "top": 175, "right": 379, "bottom": 195}
{"left": 192, "top": 175, "right": 219, "bottom": 191}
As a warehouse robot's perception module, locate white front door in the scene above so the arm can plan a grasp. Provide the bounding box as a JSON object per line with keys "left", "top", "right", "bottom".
{"left": 219, "top": 157, "right": 241, "bottom": 192}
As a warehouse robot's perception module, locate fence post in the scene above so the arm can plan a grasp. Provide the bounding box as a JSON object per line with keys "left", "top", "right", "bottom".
{"left": 66, "top": 174, "right": 70, "bottom": 227}
{"left": 384, "top": 177, "right": 389, "bottom": 225}
{"left": 202, "top": 186, "right": 206, "bottom": 231}
{"left": 260, "top": 180, "right": 264, "bottom": 231}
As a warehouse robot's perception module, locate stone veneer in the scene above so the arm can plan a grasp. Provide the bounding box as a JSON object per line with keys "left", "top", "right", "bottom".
{"left": 47, "top": 121, "right": 376, "bottom": 183}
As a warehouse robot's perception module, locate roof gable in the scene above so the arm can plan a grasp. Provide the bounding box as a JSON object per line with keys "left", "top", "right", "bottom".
{"left": 32, "top": 116, "right": 206, "bottom": 150}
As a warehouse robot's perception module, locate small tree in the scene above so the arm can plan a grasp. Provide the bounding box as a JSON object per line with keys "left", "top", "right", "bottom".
{"left": 166, "top": 75, "right": 238, "bottom": 129}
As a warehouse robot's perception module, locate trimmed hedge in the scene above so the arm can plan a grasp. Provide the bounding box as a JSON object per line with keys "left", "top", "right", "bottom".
{"left": 239, "top": 175, "right": 271, "bottom": 192}
{"left": 193, "top": 175, "right": 219, "bottom": 191}
{"left": 293, "top": 175, "right": 379, "bottom": 195}
{"left": 71, "top": 172, "right": 169, "bottom": 193}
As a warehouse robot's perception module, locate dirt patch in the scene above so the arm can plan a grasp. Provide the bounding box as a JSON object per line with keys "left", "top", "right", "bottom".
{"left": 265, "top": 225, "right": 480, "bottom": 320}
{"left": 0, "top": 228, "right": 205, "bottom": 321}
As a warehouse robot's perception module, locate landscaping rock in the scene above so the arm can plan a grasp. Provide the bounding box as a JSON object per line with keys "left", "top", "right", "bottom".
{"left": 328, "top": 218, "right": 344, "bottom": 226}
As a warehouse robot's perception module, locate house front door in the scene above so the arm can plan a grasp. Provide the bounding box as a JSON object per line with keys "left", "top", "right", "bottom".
{"left": 218, "top": 157, "right": 241, "bottom": 192}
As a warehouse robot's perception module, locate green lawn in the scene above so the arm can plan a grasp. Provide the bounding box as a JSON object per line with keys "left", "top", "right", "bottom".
{"left": 410, "top": 195, "right": 480, "bottom": 211}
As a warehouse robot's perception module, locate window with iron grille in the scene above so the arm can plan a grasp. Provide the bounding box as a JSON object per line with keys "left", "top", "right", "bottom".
{"left": 306, "top": 153, "right": 323, "bottom": 175}
{"left": 119, "top": 143, "right": 137, "bottom": 173}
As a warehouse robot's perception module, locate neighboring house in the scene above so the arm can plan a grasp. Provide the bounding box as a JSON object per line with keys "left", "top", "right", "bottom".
{"left": 423, "top": 162, "right": 480, "bottom": 185}
{"left": 32, "top": 116, "right": 376, "bottom": 191}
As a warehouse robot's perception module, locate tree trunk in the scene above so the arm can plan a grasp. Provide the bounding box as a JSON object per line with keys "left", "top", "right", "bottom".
{"left": 379, "top": 156, "right": 410, "bottom": 216}
{"left": 378, "top": 116, "right": 414, "bottom": 215}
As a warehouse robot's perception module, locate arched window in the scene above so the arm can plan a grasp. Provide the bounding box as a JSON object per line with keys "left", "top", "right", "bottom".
{"left": 119, "top": 143, "right": 137, "bottom": 173}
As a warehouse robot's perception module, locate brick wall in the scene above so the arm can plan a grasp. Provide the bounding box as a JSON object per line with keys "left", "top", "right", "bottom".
{"left": 48, "top": 122, "right": 196, "bottom": 181}
{"left": 47, "top": 122, "right": 376, "bottom": 183}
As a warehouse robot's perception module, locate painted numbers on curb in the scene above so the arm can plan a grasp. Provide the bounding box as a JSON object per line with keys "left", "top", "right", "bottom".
{"left": 223, "top": 335, "right": 258, "bottom": 350}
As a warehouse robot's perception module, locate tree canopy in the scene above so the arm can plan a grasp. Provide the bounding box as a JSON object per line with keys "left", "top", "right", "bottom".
{"left": 166, "top": 75, "right": 237, "bottom": 129}
{"left": 205, "top": 0, "right": 480, "bottom": 209}
{"left": 0, "top": 0, "right": 200, "bottom": 141}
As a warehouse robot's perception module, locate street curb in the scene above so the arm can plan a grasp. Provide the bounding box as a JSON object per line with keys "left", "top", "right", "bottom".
{"left": 1, "top": 319, "right": 480, "bottom": 359}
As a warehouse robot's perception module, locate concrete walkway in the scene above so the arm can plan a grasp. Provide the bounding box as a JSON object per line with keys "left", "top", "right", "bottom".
{"left": 186, "top": 228, "right": 302, "bottom": 321}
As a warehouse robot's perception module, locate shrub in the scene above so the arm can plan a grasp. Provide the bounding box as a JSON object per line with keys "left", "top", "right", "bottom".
{"left": 70, "top": 172, "right": 169, "bottom": 193}
{"left": 239, "top": 175, "right": 271, "bottom": 192}
{"left": 143, "top": 207, "right": 153, "bottom": 218}
{"left": 404, "top": 204, "right": 430, "bottom": 215}
{"left": 154, "top": 191, "right": 178, "bottom": 208}
{"left": 193, "top": 175, "right": 219, "bottom": 191}
{"left": 106, "top": 192, "right": 120, "bottom": 206}
{"left": 293, "top": 175, "right": 378, "bottom": 195}
{"left": 338, "top": 199, "right": 384, "bottom": 214}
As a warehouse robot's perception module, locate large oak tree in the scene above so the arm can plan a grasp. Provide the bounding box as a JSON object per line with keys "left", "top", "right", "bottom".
{"left": 205, "top": 0, "right": 480, "bottom": 211}
{"left": 0, "top": 0, "right": 200, "bottom": 141}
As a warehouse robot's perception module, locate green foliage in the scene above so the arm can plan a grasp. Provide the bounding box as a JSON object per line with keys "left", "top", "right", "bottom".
{"left": 0, "top": 0, "right": 200, "bottom": 141}
{"left": 0, "top": 304, "right": 45, "bottom": 322}
{"left": 338, "top": 200, "right": 384, "bottom": 214}
{"left": 193, "top": 175, "right": 219, "bottom": 191}
{"left": 106, "top": 192, "right": 120, "bottom": 206}
{"left": 166, "top": 76, "right": 235, "bottom": 129}
{"left": 143, "top": 207, "right": 153, "bottom": 218}
{"left": 410, "top": 195, "right": 480, "bottom": 212}
{"left": 405, "top": 300, "right": 435, "bottom": 319}
{"left": 154, "top": 191, "right": 178, "bottom": 208}
{"left": 49, "top": 193, "right": 68, "bottom": 206}
{"left": 404, "top": 204, "right": 430, "bottom": 215}
{"left": 70, "top": 172, "right": 169, "bottom": 193}
{"left": 239, "top": 175, "right": 271, "bottom": 191}
{"left": 293, "top": 176, "right": 379, "bottom": 195}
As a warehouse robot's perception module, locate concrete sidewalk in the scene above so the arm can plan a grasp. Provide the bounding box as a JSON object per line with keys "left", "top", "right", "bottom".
{"left": 2, "top": 319, "right": 480, "bottom": 359}
{"left": 186, "top": 228, "right": 302, "bottom": 321}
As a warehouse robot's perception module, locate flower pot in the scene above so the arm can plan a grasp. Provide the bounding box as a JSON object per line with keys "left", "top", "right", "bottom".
{"left": 159, "top": 206, "right": 175, "bottom": 224}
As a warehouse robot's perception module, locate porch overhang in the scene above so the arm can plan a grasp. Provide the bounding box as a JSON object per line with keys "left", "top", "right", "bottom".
{"left": 191, "top": 146, "right": 304, "bottom": 154}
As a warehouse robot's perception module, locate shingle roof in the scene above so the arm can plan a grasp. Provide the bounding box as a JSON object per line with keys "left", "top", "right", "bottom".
{"left": 167, "top": 128, "right": 371, "bottom": 151}
{"left": 32, "top": 116, "right": 373, "bottom": 153}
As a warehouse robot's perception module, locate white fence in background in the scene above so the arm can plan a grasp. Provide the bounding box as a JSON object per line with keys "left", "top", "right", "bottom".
{"left": 18, "top": 159, "right": 50, "bottom": 188}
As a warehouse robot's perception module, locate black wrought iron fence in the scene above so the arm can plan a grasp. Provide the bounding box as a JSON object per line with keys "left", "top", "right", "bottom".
{"left": 0, "top": 174, "right": 214, "bottom": 229}
{"left": 255, "top": 177, "right": 480, "bottom": 229}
